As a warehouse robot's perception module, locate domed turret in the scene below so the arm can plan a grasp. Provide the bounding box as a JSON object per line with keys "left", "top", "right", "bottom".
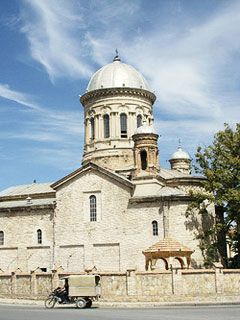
{"left": 80, "top": 53, "right": 156, "bottom": 171}
{"left": 169, "top": 142, "right": 191, "bottom": 174}
{"left": 132, "top": 120, "right": 159, "bottom": 178}
{"left": 134, "top": 120, "right": 156, "bottom": 135}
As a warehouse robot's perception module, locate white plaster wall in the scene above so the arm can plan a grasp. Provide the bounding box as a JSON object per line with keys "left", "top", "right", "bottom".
{"left": 168, "top": 201, "right": 214, "bottom": 267}
{"left": 54, "top": 168, "right": 208, "bottom": 272}
{"left": 0, "top": 248, "right": 18, "bottom": 271}
{"left": 27, "top": 247, "right": 51, "bottom": 272}
{"left": 54, "top": 169, "right": 166, "bottom": 272}
{"left": 0, "top": 209, "right": 53, "bottom": 272}
{"left": 54, "top": 169, "right": 132, "bottom": 272}
{"left": 58, "top": 245, "right": 84, "bottom": 272}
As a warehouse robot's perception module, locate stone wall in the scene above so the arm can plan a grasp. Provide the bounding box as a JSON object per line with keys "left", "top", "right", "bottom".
{"left": 0, "top": 268, "right": 239, "bottom": 302}
{"left": 0, "top": 208, "right": 54, "bottom": 272}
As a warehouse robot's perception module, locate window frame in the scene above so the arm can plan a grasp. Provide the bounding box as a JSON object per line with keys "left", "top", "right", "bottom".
{"left": 137, "top": 114, "right": 142, "bottom": 128}
{"left": 0, "top": 231, "right": 4, "bottom": 245}
{"left": 90, "top": 117, "right": 95, "bottom": 140}
{"left": 90, "top": 195, "right": 97, "bottom": 222}
{"left": 120, "top": 113, "right": 127, "bottom": 138}
{"left": 37, "top": 229, "right": 42, "bottom": 244}
{"left": 152, "top": 221, "right": 158, "bottom": 236}
{"left": 103, "top": 114, "right": 110, "bottom": 138}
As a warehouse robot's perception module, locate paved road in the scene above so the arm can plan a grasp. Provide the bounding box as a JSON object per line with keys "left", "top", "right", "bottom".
{"left": 0, "top": 304, "right": 239, "bottom": 320}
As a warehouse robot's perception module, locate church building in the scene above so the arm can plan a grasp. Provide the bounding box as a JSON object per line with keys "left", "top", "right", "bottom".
{"left": 0, "top": 53, "right": 212, "bottom": 273}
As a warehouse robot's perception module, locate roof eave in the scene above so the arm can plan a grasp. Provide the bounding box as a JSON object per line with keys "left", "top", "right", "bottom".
{"left": 0, "top": 192, "right": 56, "bottom": 202}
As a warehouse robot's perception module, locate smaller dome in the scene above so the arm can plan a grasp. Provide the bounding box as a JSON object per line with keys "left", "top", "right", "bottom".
{"left": 170, "top": 145, "right": 190, "bottom": 160}
{"left": 134, "top": 121, "right": 156, "bottom": 135}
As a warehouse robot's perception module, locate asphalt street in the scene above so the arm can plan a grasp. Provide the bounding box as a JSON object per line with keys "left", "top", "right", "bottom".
{"left": 0, "top": 304, "right": 239, "bottom": 320}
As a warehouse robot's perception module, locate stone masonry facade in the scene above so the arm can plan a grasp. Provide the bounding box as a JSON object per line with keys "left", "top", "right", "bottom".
{"left": 0, "top": 56, "right": 217, "bottom": 275}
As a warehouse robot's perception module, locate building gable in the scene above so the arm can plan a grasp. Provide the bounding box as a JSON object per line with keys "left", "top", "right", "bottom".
{"left": 51, "top": 162, "right": 133, "bottom": 191}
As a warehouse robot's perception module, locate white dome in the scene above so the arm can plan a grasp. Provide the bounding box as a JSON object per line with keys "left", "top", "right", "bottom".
{"left": 170, "top": 146, "right": 190, "bottom": 160}
{"left": 134, "top": 121, "right": 156, "bottom": 135}
{"left": 86, "top": 55, "right": 151, "bottom": 92}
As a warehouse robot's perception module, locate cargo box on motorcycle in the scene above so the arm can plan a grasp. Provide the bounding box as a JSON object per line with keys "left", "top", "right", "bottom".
{"left": 44, "top": 274, "right": 101, "bottom": 309}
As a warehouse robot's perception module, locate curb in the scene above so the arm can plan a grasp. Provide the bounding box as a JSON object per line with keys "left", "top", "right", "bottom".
{"left": 0, "top": 299, "right": 239, "bottom": 308}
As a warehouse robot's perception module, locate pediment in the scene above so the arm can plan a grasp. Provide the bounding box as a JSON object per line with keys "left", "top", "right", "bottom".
{"left": 51, "top": 162, "right": 133, "bottom": 191}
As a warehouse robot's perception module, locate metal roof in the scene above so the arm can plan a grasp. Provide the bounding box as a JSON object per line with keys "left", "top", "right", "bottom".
{"left": 170, "top": 146, "right": 191, "bottom": 160}
{"left": 159, "top": 168, "right": 190, "bottom": 179}
{"left": 0, "top": 183, "right": 54, "bottom": 198}
{"left": 132, "top": 184, "right": 186, "bottom": 199}
{"left": 134, "top": 121, "right": 156, "bottom": 135}
{"left": 86, "top": 58, "right": 151, "bottom": 92}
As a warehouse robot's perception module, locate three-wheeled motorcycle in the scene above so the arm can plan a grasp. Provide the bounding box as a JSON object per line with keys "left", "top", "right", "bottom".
{"left": 44, "top": 274, "right": 101, "bottom": 309}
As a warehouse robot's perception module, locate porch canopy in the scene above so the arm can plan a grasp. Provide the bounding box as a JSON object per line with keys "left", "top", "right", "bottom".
{"left": 143, "top": 237, "right": 194, "bottom": 271}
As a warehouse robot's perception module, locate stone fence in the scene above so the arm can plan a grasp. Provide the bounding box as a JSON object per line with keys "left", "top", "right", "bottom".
{"left": 0, "top": 268, "right": 240, "bottom": 302}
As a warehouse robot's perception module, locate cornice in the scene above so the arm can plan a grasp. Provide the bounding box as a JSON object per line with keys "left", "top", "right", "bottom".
{"left": 166, "top": 176, "right": 205, "bottom": 185}
{"left": 129, "top": 194, "right": 192, "bottom": 204}
{"left": 80, "top": 87, "right": 156, "bottom": 105}
{"left": 0, "top": 204, "right": 55, "bottom": 213}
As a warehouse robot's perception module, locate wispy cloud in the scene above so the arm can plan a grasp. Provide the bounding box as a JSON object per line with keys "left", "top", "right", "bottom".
{"left": 0, "top": 84, "right": 83, "bottom": 144}
{"left": 20, "top": 0, "right": 141, "bottom": 80}
{"left": 20, "top": 0, "right": 93, "bottom": 81}
{"left": 0, "top": 84, "right": 42, "bottom": 110}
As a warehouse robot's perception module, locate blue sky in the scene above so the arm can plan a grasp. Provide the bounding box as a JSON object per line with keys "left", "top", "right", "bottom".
{"left": 0, "top": 0, "right": 239, "bottom": 190}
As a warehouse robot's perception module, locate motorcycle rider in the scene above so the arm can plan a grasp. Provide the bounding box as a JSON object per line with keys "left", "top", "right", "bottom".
{"left": 55, "top": 279, "right": 69, "bottom": 303}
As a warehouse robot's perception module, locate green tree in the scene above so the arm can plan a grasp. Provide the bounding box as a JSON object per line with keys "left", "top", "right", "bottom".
{"left": 188, "top": 123, "right": 240, "bottom": 268}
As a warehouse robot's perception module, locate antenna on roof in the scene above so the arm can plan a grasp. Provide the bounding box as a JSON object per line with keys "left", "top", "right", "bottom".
{"left": 178, "top": 138, "right": 182, "bottom": 149}
{"left": 113, "top": 49, "right": 121, "bottom": 62}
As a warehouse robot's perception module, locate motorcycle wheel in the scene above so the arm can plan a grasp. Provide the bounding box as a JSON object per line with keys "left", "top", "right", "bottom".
{"left": 44, "top": 296, "right": 57, "bottom": 309}
{"left": 86, "top": 299, "right": 92, "bottom": 308}
{"left": 75, "top": 298, "right": 86, "bottom": 309}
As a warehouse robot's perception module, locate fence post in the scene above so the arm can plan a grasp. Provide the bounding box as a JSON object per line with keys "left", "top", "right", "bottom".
{"left": 11, "top": 272, "right": 17, "bottom": 296}
{"left": 126, "top": 269, "right": 137, "bottom": 296}
{"left": 215, "top": 268, "right": 223, "bottom": 293}
{"left": 52, "top": 269, "right": 59, "bottom": 289}
{"left": 171, "top": 268, "right": 183, "bottom": 295}
{"left": 30, "top": 270, "right": 37, "bottom": 297}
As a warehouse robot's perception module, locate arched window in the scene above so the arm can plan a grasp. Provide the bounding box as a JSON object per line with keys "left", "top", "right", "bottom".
{"left": 152, "top": 221, "right": 158, "bottom": 236}
{"left": 90, "top": 195, "right": 97, "bottom": 221}
{"left": 37, "top": 229, "right": 42, "bottom": 244}
{"left": 140, "top": 150, "right": 148, "bottom": 170}
{"left": 90, "top": 118, "right": 95, "bottom": 140}
{"left": 0, "top": 231, "right": 4, "bottom": 245}
{"left": 137, "top": 114, "right": 142, "bottom": 128}
{"left": 103, "top": 114, "right": 110, "bottom": 138}
{"left": 120, "top": 113, "right": 127, "bottom": 138}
